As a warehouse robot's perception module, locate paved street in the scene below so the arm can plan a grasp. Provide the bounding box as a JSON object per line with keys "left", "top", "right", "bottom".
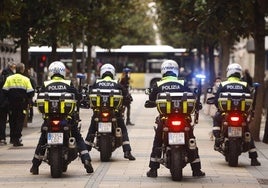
{"left": 0, "top": 92, "right": 267, "bottom": 188}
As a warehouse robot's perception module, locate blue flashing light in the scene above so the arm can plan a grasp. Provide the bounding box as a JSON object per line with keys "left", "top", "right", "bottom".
{"left": 195, "top": 74, "right": 206, "bottom": 79}
{"left": 76, "top": 73, "right": 85, "bottom": 79}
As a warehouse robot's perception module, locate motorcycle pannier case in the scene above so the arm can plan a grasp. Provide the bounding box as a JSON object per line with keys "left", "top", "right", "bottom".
{"left": 36, "top": 92, "right": 76, "bottom": 114}
{"left": 89, "top": 89, "right": 123, "bottom": 109}
{"left": 218, "top": 92, "right": 253, "bottom": 112}
{"left": 156, "top": 92, "right": 196, "bottom": 114}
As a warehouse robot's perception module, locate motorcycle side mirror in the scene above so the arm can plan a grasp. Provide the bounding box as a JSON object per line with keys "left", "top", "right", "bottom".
{"left": 76, "top": 73, "right": 85, "bottom": 79}
{"left": 35, "top": 86, "right": 41, "bottom": 93}
{"left": 206, "top": 97, "right": 215, "bottom": 104}
{"left": 145, "top": 88, "right": 152, "bottom": 95}
{"left": 253, "top": 82, "right": 260, "bottom": 88}
{"left": 144, "top": 100, "right": 156, "bottom": 108}
{"left": 86, "top": 84, "right": 93, "bottom": 92}
{"left": 193, "top": 88, "right": 199, "bottom": 94}
{"left": 207, "top": 87, "right": 213, "bottom": 94}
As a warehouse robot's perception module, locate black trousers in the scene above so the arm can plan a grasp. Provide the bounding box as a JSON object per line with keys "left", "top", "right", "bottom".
{"left": 124, "top": 103, "right": 131, "bottom": 123}
{"left": 0, "top": 107, "right": 8, "bottom": 140}
{"left": 9, "top": 108, "right": 25, "bottom": 143}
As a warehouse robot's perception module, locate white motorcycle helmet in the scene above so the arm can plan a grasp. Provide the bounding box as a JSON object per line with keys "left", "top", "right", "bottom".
{"left": 161, "top": 60, "right": 179, "bottom": 77}
{"left": 226, "top": 63, "right": 242, "bottom": 78}
{"left": 100, "top": 64, "right": 116, "bottom": 78}
{"left": 48, "top": 61, "right": 66, "bottom": 78}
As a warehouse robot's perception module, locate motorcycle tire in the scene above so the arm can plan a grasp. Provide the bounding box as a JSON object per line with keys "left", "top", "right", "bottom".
{"left": 170, "top": 147, "right": 183, "bottom": 181}
{"left": 228, "top": 140, "right": 240, "bottom": 167}
{"left": 49, "top": 147, "right": 63, "bottom": 178}
{"left": 99, "top": 135, "right": 112, "bottom": 162}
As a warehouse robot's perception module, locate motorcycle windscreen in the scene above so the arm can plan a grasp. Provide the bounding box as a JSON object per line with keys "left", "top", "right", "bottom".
{"left": 168, "top": 132, "right": 185, "bottom": 145}
{"left": 47, "top": 132, "right": 64, "bottom": 144}
{"left": 98, "top": 122, "right": 112, "bottom": 133}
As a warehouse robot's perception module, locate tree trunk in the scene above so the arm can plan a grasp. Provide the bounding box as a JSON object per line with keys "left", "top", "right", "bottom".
{"left": 250, "top": 0, "right": 266, "bottom": 141}
{"left": 51, "top": 39, "right": 57, "bottom": 63}
{"left": 20, "top": 3, "right": 29, "bottom": 128}
{"left": 72, "top": 42, "right": 78, "bottom": 83}
{"left": 86, "top": 42, "right": 92, "bottom": 84}
{"left": 220, "top": 36, "right": 231, "bottom": 79}
{"left": 208, "top": 44, "right": 215, "bottom": 84}
{"left": 263, "top": 109, "right": 268, "bottom": 143}
{"left": 20, "top": 4, "right": 29, "bottom": 72}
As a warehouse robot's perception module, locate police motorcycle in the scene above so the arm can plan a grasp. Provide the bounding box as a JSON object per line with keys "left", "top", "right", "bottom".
{"left": 34, "top": 74, "right": 85, "bottom": 178}
{"left": 88, "top": 88, "right": 123, "bottom": 162}
{"left": 144, "top": 76, "right": 204, "bottom": 181}
{"left": 206, "top": 83, "right": 259, "bottom": 167}
{"left": 36, "top": 92, "right": 79, "bottom": 178}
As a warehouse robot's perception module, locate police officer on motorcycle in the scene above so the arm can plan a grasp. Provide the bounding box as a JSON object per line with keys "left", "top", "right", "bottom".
{"left": 146, "top": 60, "right": 205, "bottom": 178}
{"left": 85, "top": 64, "right": 136, "bottom": 160}
{"left": 30, "top": 61, "right": 94, "bottom": 174}
{"left": 213, "top": 63, "right": 261, "bottom": 166}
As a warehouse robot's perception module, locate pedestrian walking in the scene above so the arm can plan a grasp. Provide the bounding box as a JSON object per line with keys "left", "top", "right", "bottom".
{"left": 2, "top": 63, "right": 34, "bottom": 146}
{"left": 27, "top": 68, "right": 37, "bottom": 123}
{"left": 242, "top": 69, "right": 253, "bottom": 87}
{"left": 204, "top": 77, "right": 221, "bottom": 141}
{"left": 119, "top": 67, "right": 134, "bottom": 125}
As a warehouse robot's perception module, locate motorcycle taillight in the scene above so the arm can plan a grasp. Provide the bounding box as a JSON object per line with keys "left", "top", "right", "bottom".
{"left": 226, "top": 112, "right": 243, "bottom": 126}
{"left": 166, "top": 114, "right": 185, "bottom": 132}
{"left": 101, "top": 112, "right": 110, "bottom": 122}
{"left": 50, "top": 120, "right": 61, "bottom": 131}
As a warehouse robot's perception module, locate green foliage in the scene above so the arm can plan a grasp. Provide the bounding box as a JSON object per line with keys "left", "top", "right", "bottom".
{"left": 1, "top": 0, "right": 155, "bottom": 49}
{"left": 155, "top": 0, "right": 256, "bottom": 48}
{"left": 0, "top": 0, "right": 23, "bottom": 40}
{"left": 83, "top": 0, "right": 155, "bottom": 48}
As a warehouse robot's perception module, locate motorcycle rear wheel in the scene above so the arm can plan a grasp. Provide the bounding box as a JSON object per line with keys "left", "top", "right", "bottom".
{"left": 228, "top": 140, "right": 240, "bottom": 167}
{"left": 99, "top": 135, "right": 112, "bottom": 162}
{"left": 170, "top": 147, "right": 183, "bottom": 181}
{"left": 49, "top": 147, "right": 63, "bottom": 178}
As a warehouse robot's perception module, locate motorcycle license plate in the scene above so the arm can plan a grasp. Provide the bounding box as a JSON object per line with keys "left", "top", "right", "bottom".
{"left": 98, "top": 122, "right": 112, "bottom": 133}
{"left": 168, "top": 132, "right": 185, "bottom": 145}
{"left": 47, "top": 132, "right": 63, "bottom": 144}
{"left": 228, "top": 127, "right": 242, "bottom": 137}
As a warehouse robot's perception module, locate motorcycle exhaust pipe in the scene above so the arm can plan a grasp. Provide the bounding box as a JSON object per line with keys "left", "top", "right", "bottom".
{"left": 189, "top": 138, "right": 196, "bottom": 149}
{"left": 244, "top": 132, "right": 251, "bottom": 142}
{"left": 69, "top": 137, "right": 76, "bottom": 148}
{"left": 116, "top": 128, "right": 122, "bottom": 137}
